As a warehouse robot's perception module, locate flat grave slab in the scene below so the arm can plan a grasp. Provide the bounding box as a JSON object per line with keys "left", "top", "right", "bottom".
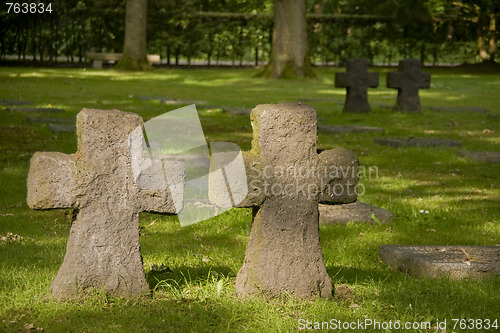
{"left": 457, "top": 151, "right": 500, "bottom": 163}
{"left": 161, "top": 98, "right": 206, "bottom": 105}
{"left": 48, "top": 124, "right": 76, "bottom": 133}
{"left": 27, "top": 117, "right": 73, "bottom": 124}
{"left": 134, "top": 96, "right": 168, "bottom": 100}
{"left": 222, "top": 107, "right": 252, "bottom": 115}
{"left": 134, "top": 96, "right": 206, "bottom": 105}
{"left": 428, "top": 106, "right": 489, "bottom": 113}
{"left": 319, "top": 201, "right": 392, "bottom": 225}
{"left": 6, "top": 107, "right": 65, "bottom": 113}
{"left": 379, "top": 245, "right": 500, "bottom": 279}
{"left": 0, "top": 98, "right": 32, "bottom": 105}
{"left": 374, "top": 137, "right": 462, "bottom": 148}
{"left": 299, "top": 97, "right": 341, "bottom": 102}
{"left": 318, "top": 124, "right": 384, "bottom": 134}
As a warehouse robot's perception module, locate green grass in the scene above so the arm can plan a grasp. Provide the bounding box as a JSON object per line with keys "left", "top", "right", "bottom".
{"left": 0, "top": 66, "right": 499, "bottom": 332}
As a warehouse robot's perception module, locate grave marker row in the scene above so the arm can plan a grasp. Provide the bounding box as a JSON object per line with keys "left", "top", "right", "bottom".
{"left": 28, "top": 104, "right": 360, "bottom": 300}
{"left": 335, "top": 58, "right": 430, "bottom": 113}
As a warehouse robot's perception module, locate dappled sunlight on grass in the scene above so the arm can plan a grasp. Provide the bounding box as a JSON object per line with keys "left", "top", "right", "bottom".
{"left": 0, "top": 66, "right": 498, "bottom": 331}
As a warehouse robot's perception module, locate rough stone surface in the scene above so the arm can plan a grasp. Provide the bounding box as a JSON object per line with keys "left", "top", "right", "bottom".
{"left": 387, "top": 59, "right": 431, "bottom": 112}
{"left": 27, "top": 152, "right": 76, "bottom": 209}
{"left": 319, "top": 201, "right": 393, "bottom": 225}
{"left": 27, "top": 108, "right": 184, "bottom": 299}
{"left": 7, "top": 107, "right": 65, "bottom": 113}
{"left": 318, "top": 124, "right": 384, "bottom": 134}
{"left": 374, "top": 137, "right": 461, "bottom": 148}
{"left": 335, "top": 58, "right": 379, "bottom": 113}
{"left": 235, "top": 103, "right": 359, "bottom": 299}
{"left": 380, "top": 245, "right": 500, "bottom": 279}
{"left": 48, "top": 124, "right": 76, "bottom": 133}
{"left": 27, "top": 117, "right": 73, "bottom": 124}
{"left": 457, "top": 150, "right": 500, "bottom": 163}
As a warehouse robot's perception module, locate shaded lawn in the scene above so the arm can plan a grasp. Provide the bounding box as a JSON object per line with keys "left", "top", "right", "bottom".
{"left": 0, "top": 66, "right": 499, "bottom": 332}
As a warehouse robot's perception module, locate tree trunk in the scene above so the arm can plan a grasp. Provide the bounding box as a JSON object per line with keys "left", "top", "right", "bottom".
{"left": 488, "top": 13, "right": 496, "bottom": 62}
{"left": 260, "top": 0, "right": 315, "bottom": 79}
{"left": 478, "top": 34, "right": 488, "bottom": 61}
{"left": 115, "top": 0, "right": 150, "bottom": 70}
{"left": 166, "top": 44, "right": 171, "bottom": 65}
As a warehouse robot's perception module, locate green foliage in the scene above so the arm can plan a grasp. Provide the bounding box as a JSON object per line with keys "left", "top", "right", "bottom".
{"left": 1, "top": 0, "right": 499, "bottom": 66}
{"left": 0, "top": 66, "right": 499, "bottom": 331}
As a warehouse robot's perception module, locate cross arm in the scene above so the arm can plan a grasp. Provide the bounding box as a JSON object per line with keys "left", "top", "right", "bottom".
{"left": 418, "top": 72, "right": 431, "bottom": 89}
{"left": 386, "top": 72, "right": 402, "bottom": 89}
{"left": 234, "top": 151, "right": 265, "bottom": 208}
{"left": 368, "top": 72, "right": 380, "bottom": 88}
{"left": 27, "top": 152, "right": 76, "bottom": 209}
{"left": 128, "top": 125, "right": 185, "bottom": 214}
{"left": 317, "top": 147, "right": 359, "bottom": 204}
{"left": 335, "top": 72, "right": 352, "bottom": 88}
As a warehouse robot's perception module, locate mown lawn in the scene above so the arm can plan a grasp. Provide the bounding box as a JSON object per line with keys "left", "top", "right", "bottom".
{"left": 0, "top": 66, "right": 499, "bottom": 332}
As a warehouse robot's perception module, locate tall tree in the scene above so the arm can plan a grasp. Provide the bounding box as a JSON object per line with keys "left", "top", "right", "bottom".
{"left": 115, "top": 0, "right": 150, "bottom": 70}
{"left": 261, "top": 0, "right": 315, "bottom": 78}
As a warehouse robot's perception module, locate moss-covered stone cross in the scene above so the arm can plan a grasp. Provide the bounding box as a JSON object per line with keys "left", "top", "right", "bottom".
{"left": 27, "top": 109, "right": 184, "bottom": 299}
{"left": 234, "top": 103, "right": 359, "bottom": 299}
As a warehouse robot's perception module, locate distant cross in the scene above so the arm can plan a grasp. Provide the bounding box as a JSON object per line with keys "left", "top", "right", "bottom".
{"left": 27, "top": 109, "right": 184, "bottom": 299}
{"left": 387, "top": 58, "right": 431, "bottom": 111}
{"left": 231, "top": 103, "right": 359, "bottom": 299}
{"left": 335, "top": 58, "right": 379, "bottom": 113}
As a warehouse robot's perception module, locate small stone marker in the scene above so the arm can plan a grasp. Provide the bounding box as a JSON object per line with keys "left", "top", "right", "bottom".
{"left": 48, "top": 124, "right": 76, "bottom": 133}
{"left": 387, "top": 59, "right": 431, "bottom": 112}
{"left": 318, "top": 124, "right": 384, "bottom": 134}
{"left": 380, "top": 245, "right": 500, "bottom": 279}
{"left": 319, "top": 201, "right": 392, "bottom": 225}
{"left": 27, "top": 108, "right": 184, "bottom": 299}
{"left": 234, "top": 103, "right": 359, "bottom": 299}
{"left": 335, "top": 58, "right": 379, "bottom": 113}
{"left": 7, "top": 107, "right": 65, "bottom": 113}
{"left": 457, "top": 151, "right": 500, "bottom": 163}
{"left": 374, "top": 137, "right": 461, "bottom": 148}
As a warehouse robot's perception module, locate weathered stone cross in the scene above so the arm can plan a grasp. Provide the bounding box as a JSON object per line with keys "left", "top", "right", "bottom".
{"left": 233, "top": 103, "right": 359, "bottom": 299}
{"left": 335, "top": 58, "right": 379, "bottom": 113}
{"left": 27, "top": 108, "right": 184, "bottom": 299}
{"left": 387, "top": 58, "right": 431, "bottom": 112}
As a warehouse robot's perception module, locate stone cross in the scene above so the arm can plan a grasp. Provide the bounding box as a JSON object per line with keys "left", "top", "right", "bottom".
{"left": 27, "top": 108, "right": 184, "bottom": 299}
{"left": 387, "top": 58, "right": 431, "bottom": 112}
{"left": 335, "top": 58, "right": 379, "bottom": 113}
{"left": 234, "top": 103, "right": 359, "bottom": 299}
